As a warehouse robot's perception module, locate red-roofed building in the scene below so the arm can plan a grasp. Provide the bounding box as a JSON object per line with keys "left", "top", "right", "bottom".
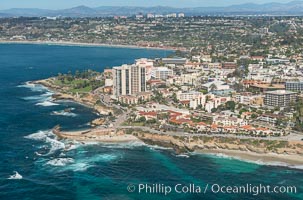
{"left": 250, "top": 56, "right": 264, "bottom": 61}
{"left": 137, "top": 111, "right": 158, "bottom": 120}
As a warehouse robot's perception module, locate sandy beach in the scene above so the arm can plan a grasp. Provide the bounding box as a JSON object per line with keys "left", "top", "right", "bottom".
{"left": 0, "top": 40, "right": 180, "bottom": 51}
{"left": 196, "top": 149, "right": 303, "bottom": 167}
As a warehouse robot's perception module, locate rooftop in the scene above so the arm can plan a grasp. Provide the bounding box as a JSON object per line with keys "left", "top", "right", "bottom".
{"left": 265, "top": 90, "right": 297, "bottom": 95}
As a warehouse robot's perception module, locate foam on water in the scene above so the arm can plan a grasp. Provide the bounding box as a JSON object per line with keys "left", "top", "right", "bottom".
{"left": 24, "top": 130, "right": 53, "bottom": 141}
{"left": 19, "top": 82, "right": 57, "bottom": 106}
{"left": 51, "top": 110, "right": 77, "bottom": 117}
{"left": 23, "top": 95, "right": 51, "bottom": 101}
{"left": 52, "top": 153, "right": 120, "bottom": 172}
{"left": 35, "top": 152, "right": 43, "bottom": 156}
{"left": 36, "top": 101, "right": 59, "bottom": 107}
{"left": 98, "top": 140, "right": 146, "bottom": 149}
{"left": 175, "top": 154, "right": 190, "bottom": 158}
{"left": 209, "top": 153, "right": 236, "bottom": 160}
{"left": 147, "top": 144, "right": 173, "bottom": 150}
{"left": 46, "top": 158, "right": 74, "bottom": 166}
{"left": 18, "top": 82, "right": 49, "bottom": 92}
{"left": 66, "top": 162, "right": 91, "bottom": 172}
{"left": 201, "top": 152, "right": 303, "bottom": 170}
{"left": 86, "top": 154, "right": 118, "bottom": 163}
{"left": 44, "top": 137, "right": 65, "bottom": 155}
{"left": 22, "top": 89, "right": 53, "bottom": 103}
{"left": 25, "top": 130, "right": 65, "bottom": 155}
{"left": 252, "top": 160, "right": 303, "bottom": 170}
{"left": 289, "top": 165, "right": 303, "bottom": 170}
{"left": 7, "top": 171, "right": 23, "bottom": 180}
{"left": 41, "top": 91, "right": 54, "bottom": 96}
{"left": 64, "top": 144, "right": 78, "bottom": 151}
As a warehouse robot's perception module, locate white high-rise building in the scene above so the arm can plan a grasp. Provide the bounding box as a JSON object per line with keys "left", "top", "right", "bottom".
{"left": 135, "top": 58, "right": 154, "bottom": 80}
{"left": 113, "top": 64, "right": 147, "bottom": 98}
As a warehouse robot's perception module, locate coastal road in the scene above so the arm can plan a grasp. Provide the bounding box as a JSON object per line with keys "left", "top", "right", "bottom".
{"left": 117, "top": 126, "right": 303, "bottom": 142}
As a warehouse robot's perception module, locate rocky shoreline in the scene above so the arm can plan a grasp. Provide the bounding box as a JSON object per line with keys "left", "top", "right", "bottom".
{"left": 31, "top": 78, "right": 113, "bottom": 126}
{"left": 52, "top": 125, "right": 303, "bottom": 166}
{"left": 132, "top": 130, "right": 303, "bottom": 166}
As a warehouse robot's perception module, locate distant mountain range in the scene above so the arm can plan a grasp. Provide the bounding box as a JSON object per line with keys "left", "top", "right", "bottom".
{"left": 1, "top": 1, "right": 303, "bottom": 17}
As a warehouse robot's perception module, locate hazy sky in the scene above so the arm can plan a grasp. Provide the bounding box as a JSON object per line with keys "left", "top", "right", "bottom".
{"left": 0, "top": 0, "right": 296, "bottom": 10}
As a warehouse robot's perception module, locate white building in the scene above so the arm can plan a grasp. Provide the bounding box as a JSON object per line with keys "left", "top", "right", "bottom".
{"left": 235, "top": 92, "right": 253, "bottom": 105}
{"left": 204, "top": 95, "right": 231, "bottom": 113}
{"left": 105, "top": 79, "right": 113, "bottom": 87}
{"left": 178, "top": 13, "right": 185, "bottom": 17}
{"left": 190, "top": 95, "right": 206, "bottom": 109}
{"left": 112, "top": 63, "right": 147, "bottom": 99}
{"left": 151, "top": 67, "right": 173, "bottom": 80}
{"left": 135, "top": 58, "right": 154, "bottom": 80}
{"left": 177, "top": 91, "right": 204, "bottom": 101}
{"left": 202, "top": 81, "right": 230, "bottom": 92}
{"left": 213, "top": 115, "right": 247, "bottom": 126}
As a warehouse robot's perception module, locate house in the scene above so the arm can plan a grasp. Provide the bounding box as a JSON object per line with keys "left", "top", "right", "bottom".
{"left": 137, "top": 111, "right": 157, "bottom": 121}
{"left": 213, "top": 115, "right": 247, "bottom": 126}
{"left": 222, "top": 62, "right": 237, "bottom": 69}
{"left": 258, "top": 114, "right": 284, "bottom": 124}
{"left": 201, "top": 81, "right": 230, "bottom": 92}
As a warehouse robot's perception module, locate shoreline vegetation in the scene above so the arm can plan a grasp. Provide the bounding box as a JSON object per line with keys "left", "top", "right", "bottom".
{"left": 0, "top": 40, "right": 180, "bottom": 51}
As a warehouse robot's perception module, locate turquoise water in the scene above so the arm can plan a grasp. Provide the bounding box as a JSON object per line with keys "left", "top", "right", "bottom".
{"left": 0, "top": 44, "right": 302, "bottom": 200}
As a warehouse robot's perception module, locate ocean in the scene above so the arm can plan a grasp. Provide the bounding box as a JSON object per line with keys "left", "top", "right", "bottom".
{"left": 0, "top": 44, "right": 302, "bottom": 200}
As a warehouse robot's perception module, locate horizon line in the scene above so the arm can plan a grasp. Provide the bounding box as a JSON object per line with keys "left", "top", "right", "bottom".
{"left": 1, "top": 0, "right": 302, "bottom": 10}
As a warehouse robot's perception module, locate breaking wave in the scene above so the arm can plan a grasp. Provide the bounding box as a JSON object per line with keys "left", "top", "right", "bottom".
{"left": 51, "top": 110, "right": 77, "bottom": 117}
{"left": 24, "top": 130, "right": 65, "bottom": 155}
{"left": 7, "top": 171, "right": 22, "bottom": 180}
{"left": 201, "top": 152, "right": 303, "bottom": 170}
{"left": 17, "top": 82, "right": 48, "bottom": 92}
{"left": 46, "top": 158, "right": 74, "bottom": 166}
{"left": 36, "top": 101, "right": 59, "bottom": 107}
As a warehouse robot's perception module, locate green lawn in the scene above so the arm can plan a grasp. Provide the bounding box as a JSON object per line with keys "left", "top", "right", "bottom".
{"left": 54, "top": 78, "right": 93, "bottom": 93}
{"left": 69, "top": 85, "right": 92, "bottom": 93}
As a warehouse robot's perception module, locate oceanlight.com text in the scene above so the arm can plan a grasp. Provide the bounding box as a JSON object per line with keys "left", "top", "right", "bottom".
{"left": 127, "top": 183, "right": 297, "bottom": 196}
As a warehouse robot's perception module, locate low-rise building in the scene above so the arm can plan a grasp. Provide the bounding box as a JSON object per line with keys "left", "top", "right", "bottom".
{"left": 118, "top": 92, "right": 152, "bottom": 105}
{"left": 213, "top": 115, "right": 247, "bottom": 126}
{"left": 285, "top": 81, "right": 303, "bottom": 92}
{"left": 151, "top": 67, "right": 173, "bottom": 80}
{"left": 264, "top": 90, "right": 297, "bottom": 107}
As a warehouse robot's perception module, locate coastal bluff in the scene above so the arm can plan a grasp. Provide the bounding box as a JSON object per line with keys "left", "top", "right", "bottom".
{"left": 32, "top": 78, "right": 113, "bottom": 116}
{"left": 52, "top": 126, "right": 303, "bottom": 165}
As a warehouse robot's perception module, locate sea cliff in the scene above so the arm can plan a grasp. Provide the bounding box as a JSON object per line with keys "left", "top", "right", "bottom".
{"left": 53, "top": 126, "right": 303, "bottom": 166}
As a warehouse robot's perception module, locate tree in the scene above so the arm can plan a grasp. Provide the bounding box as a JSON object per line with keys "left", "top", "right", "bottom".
{"left": 172, "top": 92, "right": 178, "bottom": 103}
{"left": 210, "top": 83, "right": 217, "bottom": 92}
{"left": 251, "top": 113, "right": 258, "bottom": 119}
{"left": 225, "top": 101, "right": 236, "bottom": 111}
{"left": 137, "top": 117, "right": 146, "bottom": 123}
{"left": 239, "top": 108, "right": 248, "bottom": 115}
{"left": 211, "top": 108, "right": 217, "bottom": 113}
